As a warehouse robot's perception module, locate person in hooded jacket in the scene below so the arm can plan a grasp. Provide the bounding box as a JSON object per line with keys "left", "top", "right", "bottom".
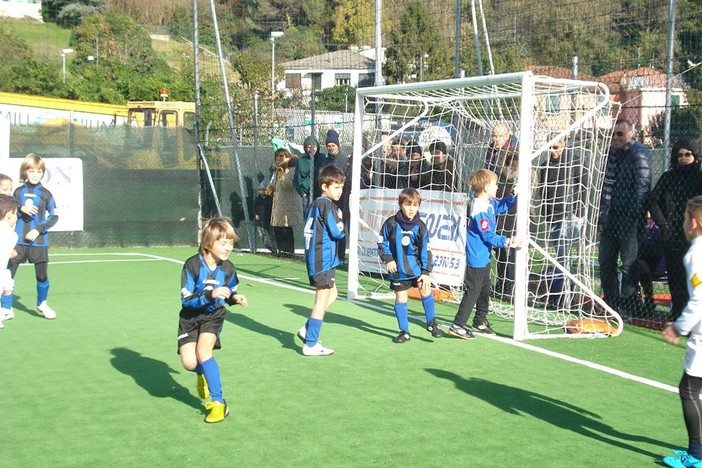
{"left": 294, "top": 135, "right": 319, "bottom": 213}
{"left": 649, "top": 137, "right": 702, "bottom": 319}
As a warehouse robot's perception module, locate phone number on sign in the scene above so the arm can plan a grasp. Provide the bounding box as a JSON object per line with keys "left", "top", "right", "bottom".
{"left": 433, "top": 255, "right": 461, "bottom": 270}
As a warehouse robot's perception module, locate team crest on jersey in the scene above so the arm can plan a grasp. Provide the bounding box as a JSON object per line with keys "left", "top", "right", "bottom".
{"left": 692, "top": 273, "right": 701, "bottom": 289}
{"left": 480, "top": 219, "right": 489, "bottom": 231}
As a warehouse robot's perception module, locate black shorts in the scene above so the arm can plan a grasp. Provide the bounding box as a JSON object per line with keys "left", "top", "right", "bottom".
{"left": 309, "top": 269, "right": 336, "bottom": 288}
{"left": 177, "top": 307, "right": 225, "bottom": 353}
{"left": 11, "top": 245, "right": 48, "bottom": 264}
{"left": 389, "top": 278, "right": 420, "bottom": 292}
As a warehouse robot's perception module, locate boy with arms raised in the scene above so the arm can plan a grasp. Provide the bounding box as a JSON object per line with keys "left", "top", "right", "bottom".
{"left": 661, "top": 195, "right": 702, "bottom": 468}
{"left": 297, "top": 165, "right": 346, "bottom": 356}
{"left": 449, "top": 169, "right": 518, "bottom": 339}
{"left": 378, "top": 188, "right": 442, "bottom": 343}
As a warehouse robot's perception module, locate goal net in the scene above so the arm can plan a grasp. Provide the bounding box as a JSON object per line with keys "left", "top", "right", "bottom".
{"left": 347, "top": 72, "right": 623, "bottom": 341}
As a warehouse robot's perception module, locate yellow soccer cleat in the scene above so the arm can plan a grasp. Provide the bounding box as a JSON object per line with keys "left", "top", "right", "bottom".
{"left": 196, "top": 374, "right": 209, "bottom": 399}
{"left": 204, "top": 400, "right": 229, "bottom": 424}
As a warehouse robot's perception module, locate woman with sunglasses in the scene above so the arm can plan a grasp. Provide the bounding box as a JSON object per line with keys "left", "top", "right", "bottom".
{"left": 649, "top": 138, "right": 702, "bottom": 320}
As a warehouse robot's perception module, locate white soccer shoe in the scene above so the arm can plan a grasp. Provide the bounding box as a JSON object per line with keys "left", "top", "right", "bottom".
{"left": 302, "top": 342, "right": 334, "bottom": 356}
{"left": 0, "top": 308, "right": 13, "bottom": 320}
{"left": 37, "top": 301, "right": 57, "bottom": 320}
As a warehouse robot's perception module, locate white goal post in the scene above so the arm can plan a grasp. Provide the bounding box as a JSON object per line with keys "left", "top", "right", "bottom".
{"left": 347, "top": 71, "right": 622, "bottom": 341}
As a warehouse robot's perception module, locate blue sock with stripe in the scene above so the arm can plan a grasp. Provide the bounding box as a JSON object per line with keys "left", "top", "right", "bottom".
{"left": 305, "top": 317, "right": 323, "bottom": 347}
{"left": 394, "top": 302, "right": 409, "bottom": 332}
{"left": 37, "top": 279, "right": 50, "bottom": 306}
{"left": 1, "top": 293, "right": 13, "bottom": 309}
{"left": 421, "top": 294, "right": 436, "bottom": 324}
{"left": 200, "top": 357, "right": 223, "bottom": 403}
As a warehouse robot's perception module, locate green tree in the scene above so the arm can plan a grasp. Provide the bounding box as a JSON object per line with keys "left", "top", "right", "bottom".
{"left": 0, "top": 27, "right": 58, "bottom": 95}
{"left": 232, "top": 50, "right": 271, "bottom": 95}
{"left": 315, "top": 85, "right": 355, "bottom": 113}
{"left": 42, "top": 0, "right": 106, "bottom": 26}
{"left": 331, "top": 0, "right": 374, "bottom": 47}
{"left": 383, "top": 1, "right": 451, "bottom": 84}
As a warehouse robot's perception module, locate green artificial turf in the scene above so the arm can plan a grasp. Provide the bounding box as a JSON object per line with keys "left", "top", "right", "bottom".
{"left": 0, "top": 247, "right": 686, "bottom": 467}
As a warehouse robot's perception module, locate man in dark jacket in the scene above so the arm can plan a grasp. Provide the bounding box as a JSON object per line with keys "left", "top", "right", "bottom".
{"left": 598, "top": 118, "right": 652, "bottom": 315}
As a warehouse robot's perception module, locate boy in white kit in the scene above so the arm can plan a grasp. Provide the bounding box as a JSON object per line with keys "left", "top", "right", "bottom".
{"left": 0, "top": 192, "right": 19, "bottom": 329}
{"left": 661, "top": 195, "right": 702, "bottom": 468}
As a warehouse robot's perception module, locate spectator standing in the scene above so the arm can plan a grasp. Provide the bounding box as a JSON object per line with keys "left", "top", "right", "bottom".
{"left": 422, "top": 140, "right": 456, "bottom": 191}
{"left": 538, "top": 135, "right": 589, "bottom": 269}
{"left": 485, "top": 122, "right": 519, "bottom": 175}
{"left": 268, "top": 149, "right": 304, "bottom": 257}
{"left": 598, "top": 118, "right": 653, "bottom": 316}
{"left": 649, "top": 137, "right": 702, "bottom": 319}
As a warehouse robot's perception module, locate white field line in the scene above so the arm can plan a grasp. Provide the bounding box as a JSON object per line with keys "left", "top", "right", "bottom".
{"left": 55, "top": 252, "right": 679, "bottom": 394}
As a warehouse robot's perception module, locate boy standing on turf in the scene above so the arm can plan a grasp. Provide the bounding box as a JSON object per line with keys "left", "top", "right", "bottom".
{"left": 448, "top": 169, "right": 518, "bottom": 339}
{"left": 661, "top": 195, "right": 702, "bottom": 468}
{"left": 178, "top": 217, "right": 248, "bottom": 423}
{"left": 296, "top": 165, "right": 346, "bottom": 356}
{"left": 0, "top": 194, "right": 18, "bottom": 329}
{"left": 378, "top": 188, "right": 442, "bottom": 343}
{"left": 1, "top": 154, "right": 59, "bottom": 320}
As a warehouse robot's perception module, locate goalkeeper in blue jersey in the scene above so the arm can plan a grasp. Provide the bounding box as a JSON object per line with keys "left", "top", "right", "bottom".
{"left": 178, "top": 218, "right": 248, "bottom": 424}
{"left": 378, "top": 188, "right": 443, "bottom": 343}
{"left": 1, "top": 154, "right": 59, "bottom": 320}
{"left": 448, "top": 169, "right": 519, "bottom": 339}
{"left": 296, "top": 165, "right": 346, "bottom": 356}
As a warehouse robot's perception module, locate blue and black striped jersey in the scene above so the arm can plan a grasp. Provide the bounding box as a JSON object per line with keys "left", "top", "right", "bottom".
{"left": 180, "top": 254, "right": 240, "bottom": 314}
{"left": 14, "top": 182, "right": 58, "bottom": 248}
{"left": 378, "top": 212, "right": 432, "bottom": 281}
{"left": 304, "top": 196, "right": 346, "bottom": 277}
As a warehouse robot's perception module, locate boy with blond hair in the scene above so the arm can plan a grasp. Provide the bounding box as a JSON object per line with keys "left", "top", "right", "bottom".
{"left": 661, "top": 195, "right": 702, "bottom": 468}
{"left": 448, "top": 169, "right": 518, "bottom": 339}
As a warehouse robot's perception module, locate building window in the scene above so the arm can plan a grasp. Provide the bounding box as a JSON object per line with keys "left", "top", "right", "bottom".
{"left": 335, "top": 73, "right": 351, "bottom": 86}
{"left": 546, "top": 95, "right": 560, "bottom": 115}
{"left": 311, "top": 73, "right": 322, "bottom": 90}
{"left": 358, "top": 73, "right": 374, "bottom": 88}
{"left": 286, "top": 73, "right": 301, "bottom": 89}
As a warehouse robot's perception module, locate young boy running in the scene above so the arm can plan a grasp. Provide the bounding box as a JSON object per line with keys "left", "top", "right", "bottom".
{"left": 449, "top": 169, "right": 518, "bottom": 339}
{"left": 378, "top": 188, "right": 442, "bottom": 343}
{"left": 297, "top": 165, "right": 346, "bottom": 356}
{"left": 178, "top": 217, "right": 248, "bottom": 423}
{"left": 661, "top": 195, "right": 702, "bottom": 468}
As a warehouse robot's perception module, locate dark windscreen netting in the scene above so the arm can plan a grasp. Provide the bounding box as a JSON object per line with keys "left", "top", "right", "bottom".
{"left": 7, "top": 123, "right": 200, "bottom": 247}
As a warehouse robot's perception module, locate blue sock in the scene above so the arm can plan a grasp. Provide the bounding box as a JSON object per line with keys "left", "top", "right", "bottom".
{"left": 200, "top": 357, "right": 223, "bottom": 403}
{"left": 37, "top": 279, "right": 50, "bottom": 306}
{"left": 306, "top": 317, "right": 323, "bottom": 346}
{"left": 394, "top": 302, "right": 409, "bottom": 332}
{"left": 193, "top": 363, "right": 203, "bottom": 375}
{"left": 422, "top": 294, "right": 436, "bottom": 324}
{"left": 1, "top": 293, "right": 13, "bottom": 309}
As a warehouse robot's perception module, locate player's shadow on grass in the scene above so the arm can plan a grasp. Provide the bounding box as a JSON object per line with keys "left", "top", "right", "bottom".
{"left": 225, "top": 312, "right": 298, "bottom": 351}
{"left": 11, "top": 295, "right": 43, "bottom": 318}
{"left": 283, "top": 303, "right": 432, "bottom": 342}
{"left": 110, "top": 347, "right": 203, "bottom": 412}
{"left": 426, "top": 368, "right": 675, "bottom": 459}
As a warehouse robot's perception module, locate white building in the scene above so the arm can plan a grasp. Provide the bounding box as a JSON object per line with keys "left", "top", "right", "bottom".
{"left": 281, "top": 49, "right": 377, "bottom": 95}
{"left": 0, "top": 0, "right": 42, "bottom": 21}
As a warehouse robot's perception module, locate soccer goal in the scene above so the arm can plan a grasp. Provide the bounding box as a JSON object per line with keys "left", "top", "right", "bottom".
{"left": 347, "top": 71, "right": 623, "bottom": 341}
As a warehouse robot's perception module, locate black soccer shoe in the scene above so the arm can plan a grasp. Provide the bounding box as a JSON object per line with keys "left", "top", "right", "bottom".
{"left": 426, "top": 318, "right": 443, "bottom": 338}
{"left": 392, "top": 331, "right": 411, "bottom": 343}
